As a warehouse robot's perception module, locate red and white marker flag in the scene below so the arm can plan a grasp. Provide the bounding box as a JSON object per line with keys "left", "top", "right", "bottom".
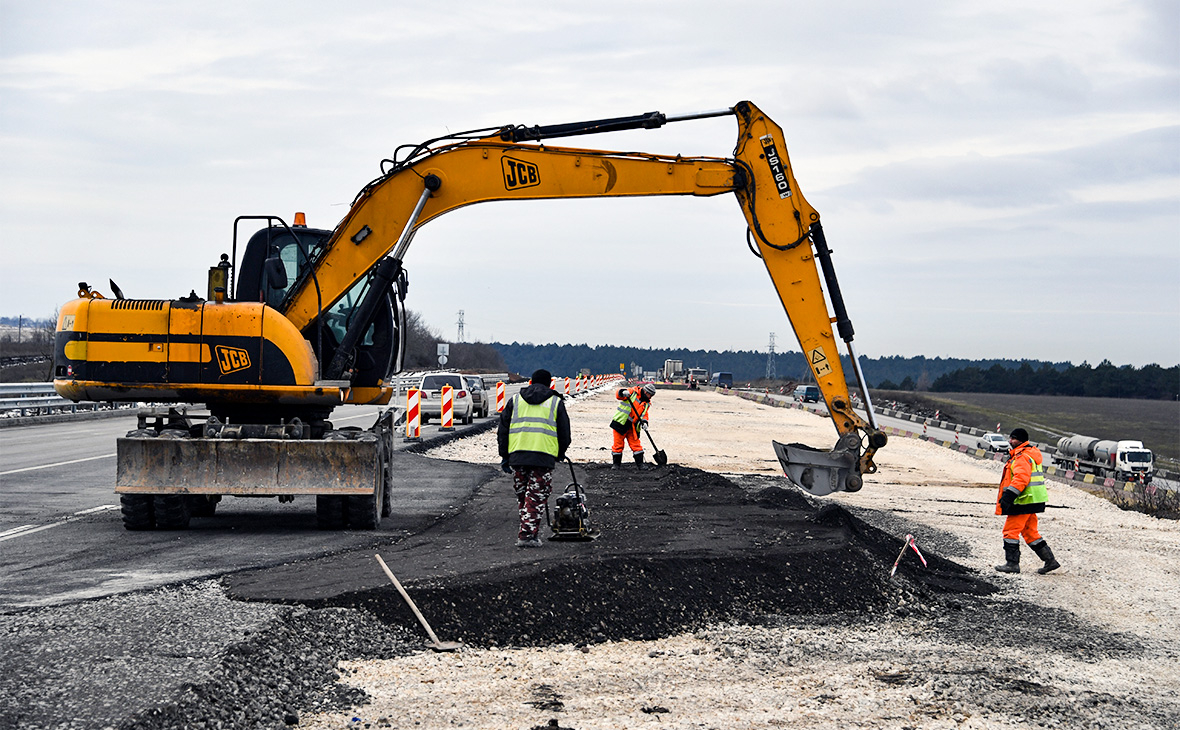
{"left": 890, "top": 534, "right": 928, "bottom": 578}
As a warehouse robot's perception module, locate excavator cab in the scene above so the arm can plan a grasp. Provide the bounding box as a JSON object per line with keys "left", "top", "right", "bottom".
{"left": 234, "top": 222, "right": 405, "bottom": 390}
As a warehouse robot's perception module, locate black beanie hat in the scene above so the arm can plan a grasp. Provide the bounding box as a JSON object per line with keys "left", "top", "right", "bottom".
{"left": 1009, "top": 428, "right": 1029, "bottom": 443}
{"left": 531, "top": 369, "right": 552, "bottom": 385}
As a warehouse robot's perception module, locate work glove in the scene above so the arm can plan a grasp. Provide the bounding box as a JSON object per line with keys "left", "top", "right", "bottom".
{"left": 639, "top": 418, "right": 648, "bottom": 428}
{"left": 999, "top": 490, "right": 1016, "bottom": 514}
{"left": 500, "top": 459, "right": 512, "bottom": 474}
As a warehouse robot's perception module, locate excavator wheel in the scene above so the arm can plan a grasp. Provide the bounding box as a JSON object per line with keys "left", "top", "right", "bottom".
{"left": 153, "top": 495, "right": 191, "bottom": 530}
{"left": 316, "top": 495, "right": 347, "bottom": 530}
{"left": 120, "top": 494, "right": 154, "bottom": 531}
{"left": 347, "top": 488, "right": 382, "bottom": 530}
{"left": 189, "top": 495, "right": 220, "bottom": 518}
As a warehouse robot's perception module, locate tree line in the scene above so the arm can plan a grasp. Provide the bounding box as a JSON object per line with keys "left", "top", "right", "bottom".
{"left": 923, "top": 361, "right": 1178, "bottom": 401}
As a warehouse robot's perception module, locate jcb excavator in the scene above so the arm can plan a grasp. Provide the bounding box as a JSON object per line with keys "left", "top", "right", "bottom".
{"left": 53, "top": 101, "right": 888, "bottom": 530}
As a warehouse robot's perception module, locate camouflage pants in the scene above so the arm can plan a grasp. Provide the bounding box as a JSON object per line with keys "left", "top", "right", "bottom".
{"left": 512, "top": 467, "right": 553, "bottom": 540}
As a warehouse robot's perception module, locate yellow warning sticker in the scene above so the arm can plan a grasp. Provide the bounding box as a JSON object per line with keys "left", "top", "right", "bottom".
{"left": 809, "top": 347, "right": 833, "bottom": 377}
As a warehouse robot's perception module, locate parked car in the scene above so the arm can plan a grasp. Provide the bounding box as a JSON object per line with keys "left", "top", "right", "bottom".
{"left": 417, "top": 372, "right": 474, "bottom": 424}
{"left": 709, "top": 372, "right": 733, "bottom": 389}
{"left": 978, "top": 433, "right": 1010, "bottom": 453}
{"left": 465, "top": 375, "right": 489, "bottom": 418}
{"left": 792, "top": 385, "right": 821, "bottom": 403}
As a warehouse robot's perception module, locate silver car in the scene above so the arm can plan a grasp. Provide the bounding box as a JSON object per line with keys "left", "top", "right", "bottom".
{"left": 465, "top": 376, "right": 489, "bottom": 418}
{"left": 417, "top": 372, "right": 475, "bottom": 425}
{"left": 978, "top": 433, "right": 1010, "bottom": 453}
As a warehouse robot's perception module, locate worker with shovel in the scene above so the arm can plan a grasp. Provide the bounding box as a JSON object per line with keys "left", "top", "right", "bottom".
{"left": 610, "top": 382, "right": 657, "bottom": 469}
{"left": 498, "top": 369, "right": 571, "bottom": 548}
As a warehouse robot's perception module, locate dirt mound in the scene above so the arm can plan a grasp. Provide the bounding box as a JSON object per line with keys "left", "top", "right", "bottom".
{"left": 308, "top": 465, "right": 995, "bottom": 647}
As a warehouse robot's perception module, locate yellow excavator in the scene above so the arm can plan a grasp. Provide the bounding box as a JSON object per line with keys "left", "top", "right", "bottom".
{"left": 53, "top": 101, "right": 887, "bottom": 530}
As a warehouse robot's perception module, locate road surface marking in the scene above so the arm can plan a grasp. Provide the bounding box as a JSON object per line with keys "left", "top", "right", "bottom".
{"left": 0, "top": 525, "right": 38, "bottom": 539}
{"left": 0, "top": 453, "right": 115, "bottom": 476}
{"left": 0, "top": 505, "right": 119, "bottom": 543}
{"left": 74, "top": 504, "right": 118, "bottom": 515}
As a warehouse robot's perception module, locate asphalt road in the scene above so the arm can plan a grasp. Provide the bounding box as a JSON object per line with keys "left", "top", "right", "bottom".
{"left": 0, "top": 399, "right": 519, "bottom": 612}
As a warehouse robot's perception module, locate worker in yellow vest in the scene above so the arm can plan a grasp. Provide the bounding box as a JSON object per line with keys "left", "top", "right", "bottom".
{"left": 498, "top": 369, "right": 572, "bottom": 548}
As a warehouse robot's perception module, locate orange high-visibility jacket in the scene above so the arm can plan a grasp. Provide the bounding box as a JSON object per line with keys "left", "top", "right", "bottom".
{"left": 614, "top": 386, "right": 650, "bottom": 433}
{"left": 996, "top": 442, "right": 1046, "bottom": 515}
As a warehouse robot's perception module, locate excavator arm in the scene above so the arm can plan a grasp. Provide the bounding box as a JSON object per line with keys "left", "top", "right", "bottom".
{"left": 281, "top": 100, "right": 885, "bottom": 492}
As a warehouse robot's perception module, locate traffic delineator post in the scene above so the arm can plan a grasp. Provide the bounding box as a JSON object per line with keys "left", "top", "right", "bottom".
{"left": 496, "top": 381, "right": 505, "bottom": 413}
{"left": 404, "top": 388, "right": 421, "bottom": 441}
{"left": 439, "top": 385, "right": 455, "bottom": 431}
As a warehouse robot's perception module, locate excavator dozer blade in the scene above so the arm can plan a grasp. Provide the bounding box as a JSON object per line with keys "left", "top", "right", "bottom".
{"left": 116, "top": 437, "right": 380, "bottom": 495}
{"left": 773, "top": 440, "right": 863, "bottom": 497}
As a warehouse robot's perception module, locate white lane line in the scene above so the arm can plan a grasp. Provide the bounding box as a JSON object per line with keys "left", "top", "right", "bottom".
{"left": 0, "top": 525, "right": 39, "bottom": 539}
{"left": 0, "top": 523, "right": 63, "bottom": 542}
{"left": 74, "top": 504, "right": 118, "bottom": 515}
{"left": 0, "top": 505, "right": 119, "bottom": 543}
{"left": 0, "top": 453, "right": 116, "bottom": 476}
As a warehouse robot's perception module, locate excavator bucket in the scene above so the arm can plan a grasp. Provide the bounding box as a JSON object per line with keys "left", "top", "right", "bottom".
{"left": 773, "top": 437, "right": 864, "bottom": 497}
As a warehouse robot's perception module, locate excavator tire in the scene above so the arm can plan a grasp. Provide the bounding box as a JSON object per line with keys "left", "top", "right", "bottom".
{"left": 381, "top": 468, "right": 393, "bottom": 518}
{"left": 120, "top": 494, "right": 155, "bottom": 531}
{"left": 316, "top": 495, "right": 347, "bottom": 530}
{"left": 189, "top": 495, "right": 220, "bottom": 518}
{"left": 347, "top": 492, "right": 381, "bottom": 530}
{"left": 153, "top": 495, "right": 191, "bottom": 530}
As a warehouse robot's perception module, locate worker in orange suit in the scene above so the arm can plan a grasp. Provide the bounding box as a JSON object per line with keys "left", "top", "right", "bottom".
{"left": 994, "top": 428, "right": 1061, "bottom": 574}
{"left": 609, "top": 383, "right": 655, "bottom": 469}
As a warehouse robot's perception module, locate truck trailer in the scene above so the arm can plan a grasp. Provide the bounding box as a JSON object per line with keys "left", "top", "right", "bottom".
{"left": 1052, "top": 435, "right": 1154, "bottom": 483}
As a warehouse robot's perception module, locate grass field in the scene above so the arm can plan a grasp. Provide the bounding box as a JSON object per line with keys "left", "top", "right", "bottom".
{"left": 872, "top": 390, "right": 1180, "bottom": 466}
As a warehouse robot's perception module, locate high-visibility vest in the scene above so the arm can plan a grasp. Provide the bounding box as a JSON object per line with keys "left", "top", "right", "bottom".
{"left": 612, "top": 390, "right": 647, "bottom": 430}
{"left": 1011, "top": 453, "right": 1048, "bottom": 505}
{"left": 508, "top": 394, "right": 560, "bottom": 456}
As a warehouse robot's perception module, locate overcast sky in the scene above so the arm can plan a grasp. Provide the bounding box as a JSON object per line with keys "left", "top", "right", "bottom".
{"left": 1, "top": 1, "right": 1177, "bottom": 367}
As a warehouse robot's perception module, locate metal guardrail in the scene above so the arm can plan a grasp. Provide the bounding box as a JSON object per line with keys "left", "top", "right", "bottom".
{"left": 0, "top": 382, "right": 139, "bottom": 418}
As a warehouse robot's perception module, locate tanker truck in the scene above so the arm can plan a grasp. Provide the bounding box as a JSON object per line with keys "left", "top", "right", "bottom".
{"left": 1052, "top": 435, "right": 1154, "bottom": 483}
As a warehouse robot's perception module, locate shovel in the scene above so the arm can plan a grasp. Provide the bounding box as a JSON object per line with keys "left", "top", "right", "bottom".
{"left": 374, "top": 554, "right": 461, "bottom": 652}
{"left": 641, "top": 424, "right": 669, "bottom": 466}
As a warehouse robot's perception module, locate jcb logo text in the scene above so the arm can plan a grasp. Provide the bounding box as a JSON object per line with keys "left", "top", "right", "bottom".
{"left": 215, "top": 345, "right": 251, "bottom": 374}
{"left": 502, "top": 157, "right": 540, "bottom": 190}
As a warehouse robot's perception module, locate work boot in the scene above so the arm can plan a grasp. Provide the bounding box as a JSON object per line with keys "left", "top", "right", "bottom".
{"left": 515, "top": 537, "right": 542, "bottom": 548}
{"left": 1029, "top": 539, "right": 1061, "bottom": 574}
{"left": 634, "top": 453, "right": 646, "bottom": 470}
{"left": 994, "top": 541, "right": 1021, "bottom": 573}
{"left": 611, "top": 453, "right": 622, "bottom": 470}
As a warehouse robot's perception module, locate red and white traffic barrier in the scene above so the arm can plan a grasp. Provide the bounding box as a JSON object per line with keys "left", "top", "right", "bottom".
{"left": 496, "top": 381, "right": 505, "bottom": 412}
{"left": 440, "top": 384, "right": 455, "bottom": 431}
{"left": 563, "top": 377, "right": 571, "bottom": 396}
{"left": 405, "top": 387, "right": 421, "bottom": 441}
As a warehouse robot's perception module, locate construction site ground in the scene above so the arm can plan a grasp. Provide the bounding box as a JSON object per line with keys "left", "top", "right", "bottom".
{"left": 3, "top": 387, "right": 1177, "bottom": 729}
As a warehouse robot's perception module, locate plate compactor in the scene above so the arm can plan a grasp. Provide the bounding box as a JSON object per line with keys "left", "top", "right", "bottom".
{"left": 548, "top": 458, "right": 599, "bottom": 541}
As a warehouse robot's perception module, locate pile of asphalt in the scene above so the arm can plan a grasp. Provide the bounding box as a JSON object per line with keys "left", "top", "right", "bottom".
{"left": 306, "top": 465, "right": 996, "bottom": 648}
